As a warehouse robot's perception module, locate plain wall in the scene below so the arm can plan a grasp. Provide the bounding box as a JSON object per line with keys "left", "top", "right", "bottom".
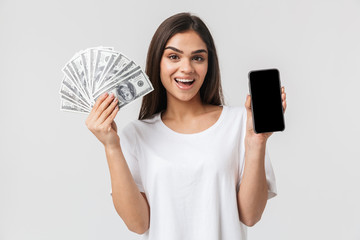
{"left": 1, "top": 0, "right": 360, "bottom": 239}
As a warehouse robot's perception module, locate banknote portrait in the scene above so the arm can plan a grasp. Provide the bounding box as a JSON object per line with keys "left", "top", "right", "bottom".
{"left": 116, "top": 82, "right": 136, "bottom": 102}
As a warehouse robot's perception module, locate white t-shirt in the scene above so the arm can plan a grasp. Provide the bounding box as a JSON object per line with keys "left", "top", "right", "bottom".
{"left": 118, "top": 105, "right": 277, "bottom": 240}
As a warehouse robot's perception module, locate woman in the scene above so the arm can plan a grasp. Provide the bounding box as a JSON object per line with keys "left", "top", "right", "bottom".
{"left": 86, "top": 12, "right": 287, "bottom": 240}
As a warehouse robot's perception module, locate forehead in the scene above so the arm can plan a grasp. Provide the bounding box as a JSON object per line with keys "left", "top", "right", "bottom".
{"left": 165, "top": 30, "right": 207, "bottom": 51}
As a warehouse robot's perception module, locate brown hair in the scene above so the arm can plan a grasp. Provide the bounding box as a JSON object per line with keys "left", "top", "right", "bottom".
{"left": 138, "top": 12, "right": 224, "bottom": 120}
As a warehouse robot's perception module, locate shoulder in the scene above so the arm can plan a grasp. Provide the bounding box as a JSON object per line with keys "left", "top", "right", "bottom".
{"left": 121, "top": 112, "right": 161, "bottom": 136}
{"left": 223, "top": 105, "right": 247, "bottom": 120}
{"left": 220, "top": 105, "right": 248, "bottom": 132}
{"left": 119, "top": 113, "right": 161, "bottom": 148}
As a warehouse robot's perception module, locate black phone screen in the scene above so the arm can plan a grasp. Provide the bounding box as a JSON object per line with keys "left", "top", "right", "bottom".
{"left": 248, "top": 69, "right": 285, "bottom": 133}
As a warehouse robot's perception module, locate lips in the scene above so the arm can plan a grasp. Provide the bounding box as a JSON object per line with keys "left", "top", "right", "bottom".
{"left": 174, "top": 78, "right": 195, "bottom": 90}
{"left": 175, "top": 78, "right": 195, "bottom": 83}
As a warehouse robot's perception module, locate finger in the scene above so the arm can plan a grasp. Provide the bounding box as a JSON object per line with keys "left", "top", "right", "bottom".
{"left": 283, "top": 100, "right": 287, "bottom": 113}
{"left": 281, "top": 86, "right": 285, "bottom": 93}
{"left": 101, "top": 105, "right": 119, "bottom": 132}
{"left": 91, "top": 92, "right": 109, "bottom": 115}
{"left": 86, "top": 93, "right": 106, "bottom": 127}
{"left": 245, "top": 94, "right": 251, "bottom": 110}
{"left": 87, "top": 93, "right": 109, "bottom": 125}
{"left": 282, "top": 92, "right": 286, "bottom": 101}
{"left": 93, "top": 93, "right": 115, "bottom": 120}
{"left": 97, "top": 98, "right": 119, "bottom": 125}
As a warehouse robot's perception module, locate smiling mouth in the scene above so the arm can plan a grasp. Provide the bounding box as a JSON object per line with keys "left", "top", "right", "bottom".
{"left": 174, "top": 78, "right": 195, "bottom": 86}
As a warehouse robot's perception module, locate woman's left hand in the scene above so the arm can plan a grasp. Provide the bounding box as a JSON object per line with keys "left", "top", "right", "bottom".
{"left": 245, "top": 86, "right": 287, "bottom": 145}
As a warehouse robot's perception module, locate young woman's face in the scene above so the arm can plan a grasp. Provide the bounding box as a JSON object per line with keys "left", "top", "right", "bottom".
{"left": 160, "top": 30, "right": 208, "bottom": 103}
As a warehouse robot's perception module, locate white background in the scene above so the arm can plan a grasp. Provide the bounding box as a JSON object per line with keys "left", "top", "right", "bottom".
{"left": 1, "top": 0, "right": 360, "bottom": 239}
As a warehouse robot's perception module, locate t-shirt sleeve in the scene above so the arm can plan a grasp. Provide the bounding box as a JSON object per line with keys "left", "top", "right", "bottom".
{"left": 263, "top": 149, "right": 277, "bottom": 199}
{"left": 237, "top": 107, "right": 277, "bottom": 200}
{"left": 237, "top": 149, "right": 277, "bottom": 200}
{"left": 110, "top": 123, "right": 145, "bottom": 196}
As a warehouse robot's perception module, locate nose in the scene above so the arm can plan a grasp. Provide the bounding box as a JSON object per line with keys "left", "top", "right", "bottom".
{"left": 180, "top": 58, "right": 194, "bottom": 74}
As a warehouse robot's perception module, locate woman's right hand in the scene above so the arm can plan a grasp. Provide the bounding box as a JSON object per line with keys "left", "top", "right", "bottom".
{"left": 85, "top": 92, "right": 120, "bottom": 148}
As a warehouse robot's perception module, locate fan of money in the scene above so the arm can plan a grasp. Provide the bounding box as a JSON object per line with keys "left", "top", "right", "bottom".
{"left": 59, "top": 46, "right": 154, "bottom": 113}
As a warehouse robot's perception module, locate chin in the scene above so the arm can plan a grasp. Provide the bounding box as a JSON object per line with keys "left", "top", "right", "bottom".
{"left": 171, "top": 92, "right": 201, "bottom": 103}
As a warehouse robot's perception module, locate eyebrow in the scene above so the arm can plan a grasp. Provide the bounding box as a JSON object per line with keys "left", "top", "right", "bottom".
{"left": 164, "top": 46, "right": 208, "bottom": 54}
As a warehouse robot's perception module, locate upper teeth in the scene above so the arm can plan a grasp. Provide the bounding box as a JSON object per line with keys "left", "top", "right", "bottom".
{"left": 176, "top": 78, "right": 194, "bottom": 82}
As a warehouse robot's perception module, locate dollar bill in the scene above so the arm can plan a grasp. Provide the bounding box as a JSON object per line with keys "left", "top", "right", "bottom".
{"left": 60, "top": 47, "right": 154, "bottom": 114}
{"left": 94, "top": 69, "right": 153, "bottom": 109}
{"left": 59, "top": 77, "right": 90, "bottom": 108}
{"left": 69, "top": 53, "right": 93, "bottom": 103}
{"left": 93, "top": 63, "right": 141, "bottom": 98}
{"left": 98, "top": 59, "right": 138, "bottom": 89}
{"left": 93, "top": 65, "right": 141, "bottom": 98}
{"left": 62, "top": 62, "right": 91, "bottom": 103}
{"left": 60, "top": 93, "right": 91, "bottom": 112}
{"left": 92, "top": 49, "right": 119, "bottom": 93}
{"left": 80, "top": 50, "right": 91, "bottom": 92}
{"left": 60, "top": 99, "right": 90, "bottom": 114}
{"left": 97, "top": 53, "right": 131, "bottom": 89}
{"left": 89, "top": 46, "right": 114, "bottom": 93}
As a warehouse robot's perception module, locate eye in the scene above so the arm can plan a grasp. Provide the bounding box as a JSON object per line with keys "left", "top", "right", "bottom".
{"left": 168, "top": 54, "right": 179, "bottom": 60}
{"left": 192, "top": 56, "right": 205, "bottom": 62}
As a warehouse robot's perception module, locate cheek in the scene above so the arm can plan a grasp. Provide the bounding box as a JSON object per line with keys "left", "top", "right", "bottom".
{"left": 160, "top": 60, "right": 178, "bottom": 85}
{"left": 197, "top": 63, "right": 208, "bottom": 81}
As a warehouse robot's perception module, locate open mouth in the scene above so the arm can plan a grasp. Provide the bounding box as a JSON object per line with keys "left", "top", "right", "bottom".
{"left": 174, "top": 78, "right": 195, "bottom": 88}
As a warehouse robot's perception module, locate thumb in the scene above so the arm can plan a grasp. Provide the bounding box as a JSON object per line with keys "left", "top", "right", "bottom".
{"left": 111, "top": 121, "right": 118, "bottom": 133}
{"left": 245, "top": 94, "right": 252, "bottom": 111}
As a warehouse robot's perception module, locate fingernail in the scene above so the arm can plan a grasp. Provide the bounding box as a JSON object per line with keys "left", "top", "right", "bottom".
{"left": 103, "top": 92, "right": 108, "bottom": 97}
{"left": 109, "top": 93, "right": 114, "bottom": 98}
{"left": 113, "top": 98, "right": 118, "bottom": 102}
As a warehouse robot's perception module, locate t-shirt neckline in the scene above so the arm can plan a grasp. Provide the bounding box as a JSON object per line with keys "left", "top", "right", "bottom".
{"left": 157, "top": 105, "right": 227, "bottom": 136}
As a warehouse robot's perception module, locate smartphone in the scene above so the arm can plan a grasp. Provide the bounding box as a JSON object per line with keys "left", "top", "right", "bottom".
{"left": 248, "top": 68, "right": 285, "bottom": 133}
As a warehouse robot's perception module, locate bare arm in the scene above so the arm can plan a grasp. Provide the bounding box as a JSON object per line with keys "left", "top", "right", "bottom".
{"left": 237, "top": 87, "right": 287, "bottom": 226}
{"left": 237, "top": 141, "right": 268, "bottom": 227}
{"left": 106, "top": 145, "right": 150, "bottom": 234}
{"left": 86, "top": 92, "right": 150, "bottom": 234}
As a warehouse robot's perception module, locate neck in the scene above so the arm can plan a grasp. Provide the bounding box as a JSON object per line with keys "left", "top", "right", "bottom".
{"left": 162, "top": 93, "right": 206, "bottom": 121}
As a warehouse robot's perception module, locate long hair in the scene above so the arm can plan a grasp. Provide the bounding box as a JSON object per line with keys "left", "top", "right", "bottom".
{"left": 138, "top": 12, "right": 224, "bottom": 120}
